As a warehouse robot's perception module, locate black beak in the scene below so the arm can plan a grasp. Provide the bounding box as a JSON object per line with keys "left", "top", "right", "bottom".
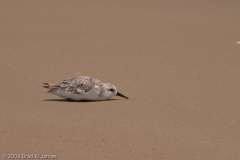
{"left": 116, "top": 92, "right": 129, "bottom": 99}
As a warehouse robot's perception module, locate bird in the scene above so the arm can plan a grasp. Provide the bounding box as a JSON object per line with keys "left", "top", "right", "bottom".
{"left": 43, "top": 76, "right": 128, "bottom": 101}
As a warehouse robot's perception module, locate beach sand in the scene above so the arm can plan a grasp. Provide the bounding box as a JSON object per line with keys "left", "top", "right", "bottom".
{"left": 1, "top": 0, "right": 240, "bottom": 159}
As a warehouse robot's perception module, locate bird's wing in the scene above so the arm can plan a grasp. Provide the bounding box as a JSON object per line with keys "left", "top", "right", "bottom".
{"left": 43, "top": 76, "right": 103, "bottom": 94}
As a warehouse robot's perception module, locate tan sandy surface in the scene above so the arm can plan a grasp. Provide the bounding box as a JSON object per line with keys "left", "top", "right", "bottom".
{"left": 1, "top": 0, "right": 240, "bottom": 159}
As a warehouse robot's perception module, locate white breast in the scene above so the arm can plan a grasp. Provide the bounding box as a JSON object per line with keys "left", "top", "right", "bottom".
{"left": 52, "top": 89, "right": 103, "bottom": 101}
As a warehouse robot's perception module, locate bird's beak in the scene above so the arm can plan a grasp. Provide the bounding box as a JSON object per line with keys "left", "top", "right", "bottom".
{"left": 116, "top": 92, "right": 129, "bottom": 99}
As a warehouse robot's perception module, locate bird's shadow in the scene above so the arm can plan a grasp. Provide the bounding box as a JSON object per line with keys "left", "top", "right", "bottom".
{"left": 42, "top": 98, "right": 125, "bottom": 103}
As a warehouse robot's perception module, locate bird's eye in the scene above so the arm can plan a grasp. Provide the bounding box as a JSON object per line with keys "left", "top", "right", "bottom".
{"left": 110, "top": 88, "right": 115, "bottom": 92}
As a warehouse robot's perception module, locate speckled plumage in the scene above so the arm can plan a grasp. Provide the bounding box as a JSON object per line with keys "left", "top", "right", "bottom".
{"left": 43, "top": 76, "right": 128, "bottom": 101}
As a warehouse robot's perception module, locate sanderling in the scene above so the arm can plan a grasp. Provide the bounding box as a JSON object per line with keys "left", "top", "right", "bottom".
{"left": 43, "top": 76, "right": 128, "bottom": 101}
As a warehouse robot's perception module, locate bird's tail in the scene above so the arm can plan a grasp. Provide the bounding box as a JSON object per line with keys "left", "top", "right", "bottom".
{"left": 43, "top": 83, "right": 51, "bottom": 89}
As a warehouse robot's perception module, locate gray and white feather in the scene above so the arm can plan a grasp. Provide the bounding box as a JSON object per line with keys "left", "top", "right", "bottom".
{"left": 43, "top": 76, "right": 128, "bottom": 101}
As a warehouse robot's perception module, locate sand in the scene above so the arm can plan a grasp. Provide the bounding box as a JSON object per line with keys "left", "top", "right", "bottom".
{"left": 1, "top": 0, "right": 240, "bottom": 159}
